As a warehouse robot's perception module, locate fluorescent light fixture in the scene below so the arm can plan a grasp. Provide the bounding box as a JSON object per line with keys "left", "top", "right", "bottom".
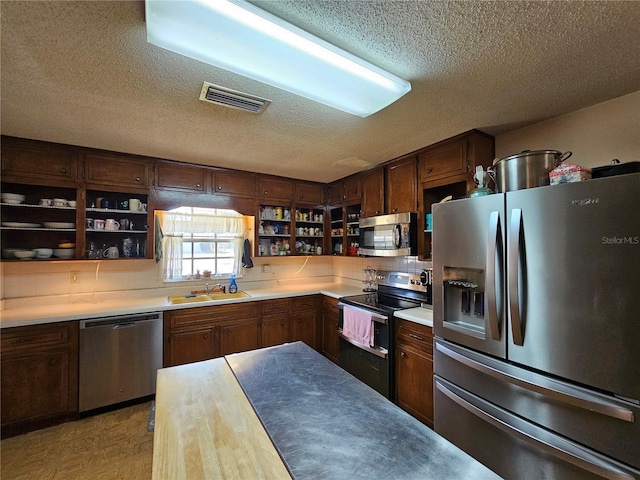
{"left": 145, "top": 0, "right": 411, "bottom": 117}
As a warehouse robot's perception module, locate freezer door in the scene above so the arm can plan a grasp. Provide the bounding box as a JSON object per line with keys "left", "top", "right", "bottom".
{"left": 435, "top": 339, "right": 640, "bottom": 471}
{"left": 506, "top": 174, "right": 640, "bottom": 400}
{"left": 434, "top": 375, "right": 640, "bottom": 480}
{"left": 433, "top": 194, "right": 506, "bottom": 358}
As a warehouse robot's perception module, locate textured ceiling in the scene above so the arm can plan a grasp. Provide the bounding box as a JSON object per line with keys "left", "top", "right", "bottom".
{"left": 1, "top": 1, "right": 639, "bottom": 183}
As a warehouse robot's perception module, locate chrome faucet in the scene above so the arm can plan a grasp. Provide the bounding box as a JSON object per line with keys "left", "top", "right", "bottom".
{"left": 205, "top": 283, "right": 225, "bottom": 294}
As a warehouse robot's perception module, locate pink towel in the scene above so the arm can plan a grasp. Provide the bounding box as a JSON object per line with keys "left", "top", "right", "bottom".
{"left": 343, "top": 306, "right": 374, "bottom": 347}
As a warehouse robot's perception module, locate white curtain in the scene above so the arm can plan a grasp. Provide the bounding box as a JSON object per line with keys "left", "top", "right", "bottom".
{"left": 156, "top": 210, "right": 246, "bottom": 280}
{"left": 162, "top": 234, "right": 183, "bottom": 280}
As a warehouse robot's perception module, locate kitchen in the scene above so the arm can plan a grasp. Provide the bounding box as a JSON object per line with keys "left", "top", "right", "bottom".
{"left": 2, "top": 1, "right": 640, "bottom": 479}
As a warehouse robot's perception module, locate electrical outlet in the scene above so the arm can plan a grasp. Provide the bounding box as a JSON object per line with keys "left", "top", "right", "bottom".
{"left": 70, "top": 271, "right": 80, "bottom": 283}
{"left": 261, "top": 264, "right": 271, "bottom": 273}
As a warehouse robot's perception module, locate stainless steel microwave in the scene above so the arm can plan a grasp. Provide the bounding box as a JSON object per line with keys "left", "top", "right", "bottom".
{"left": 358, "top": 212, "right": 418, "bottom": 257}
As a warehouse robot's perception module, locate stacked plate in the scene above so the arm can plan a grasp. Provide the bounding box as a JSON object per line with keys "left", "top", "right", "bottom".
{"left": 53, "top": 248, "right": 75, "bottom": 259}
{"left": 43, "top": 222, "right": 75, "bottom": 229}
{"left": 2, "top": 193, "right": 25, "bottom": 204}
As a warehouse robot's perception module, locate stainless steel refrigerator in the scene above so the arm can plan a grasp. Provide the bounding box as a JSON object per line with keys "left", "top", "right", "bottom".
{"left": 432, "top": 173, "right": 640, "bottom": 479}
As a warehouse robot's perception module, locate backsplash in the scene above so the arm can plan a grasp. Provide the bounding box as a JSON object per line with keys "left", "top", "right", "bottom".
{"left": 0, "top": 255, "right": 431, "bottom": 308}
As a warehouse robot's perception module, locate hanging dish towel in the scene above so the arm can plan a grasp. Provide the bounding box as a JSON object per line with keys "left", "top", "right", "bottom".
{"left": 342, "top": 306, "right": 374, "bottom": 347}
{"left": 242, "top": 238, "right": 254, "bottom": 268}
{"left": 154, "top": 214, "right": 164, "bottom": 263}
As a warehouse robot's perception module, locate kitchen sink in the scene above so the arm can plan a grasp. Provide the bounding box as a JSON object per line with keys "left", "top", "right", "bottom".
{"left": 168, "top": 291, "right": 250, "bottom": 304}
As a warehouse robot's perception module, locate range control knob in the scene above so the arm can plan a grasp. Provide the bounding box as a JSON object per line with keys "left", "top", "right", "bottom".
{"left": 420, "top": 269, "right": 431, "bottom": 286}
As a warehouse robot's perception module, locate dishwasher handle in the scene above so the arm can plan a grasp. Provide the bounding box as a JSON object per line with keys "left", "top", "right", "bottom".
{"left": 80, "top": 312, "right": 161, "bottom": 329}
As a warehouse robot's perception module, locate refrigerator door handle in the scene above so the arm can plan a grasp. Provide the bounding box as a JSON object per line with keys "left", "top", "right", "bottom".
{"left": 436, "top": 380, "right": 636, "bottom": 480}
{"left": 509, "top": 208, "right": 524, "bottom": 345}
{"left": 486, "top": 211, "right": 502, "bottom": 340}
{"left": 436, "top": 341, "right": 635, "bottom": 423}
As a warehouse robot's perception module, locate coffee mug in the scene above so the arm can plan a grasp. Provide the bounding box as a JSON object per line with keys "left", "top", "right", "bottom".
{"left": 86, "top": 218, "right": 94, "bottom": 229}
{"left": 118, "top": 200, "right": 129, "bottom": 210}
{"left": 94, "top": 219, "right": 105, "bottom": 230}
{"left": 105, "top": 219, "right": 120, "bottom": 231}
{"left": 119, "top": 218, "right": 130, "bottom": 230}
{"left": 129, "top": 199, "right": 142, "bottom": 211}
{"left": 40, "top": 198, "right": 52, "bottom": 206}
{"left": 103, "top": 246, "right": 119, "bottom": 259}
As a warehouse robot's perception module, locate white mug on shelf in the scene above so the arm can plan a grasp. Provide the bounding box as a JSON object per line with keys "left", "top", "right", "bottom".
{"left": 129, "top": 199, "right": 142, "bottom": 211}
{"left": 94, "top": 219, "right": 105, "bottom": 230}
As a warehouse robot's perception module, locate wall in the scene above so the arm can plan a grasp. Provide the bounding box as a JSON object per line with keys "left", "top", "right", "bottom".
{"left": 495, "top": 90, "right": 640, "bottom": 168}
{"left": 2, "top": 91, "right": 638, "bottom": 307}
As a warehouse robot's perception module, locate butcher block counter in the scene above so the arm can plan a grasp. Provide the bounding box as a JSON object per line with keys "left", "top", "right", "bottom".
{"left": 153, "top": 342, "right": 499, "bottom": 480}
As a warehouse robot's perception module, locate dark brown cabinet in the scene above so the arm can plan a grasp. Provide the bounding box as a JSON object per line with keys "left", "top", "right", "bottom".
{"left": 321, "top": 296, "right": 340, "bottom": 364}
{"left": 258, "top": 177, "right": 294, "bottom": 202}
{"left": 386, "top": 157, "right": 417, "bottom": 214}
{"left": 1, "top": 322, "right": 79, "bottom": 438}
{"left": 1, "top": 136, "right": 79, "bottom": 187}
{"left": 156, "top": 160, "right": 208, "bottom": 193}
{"left": 395, "top": 319, "right": 434, "bottom": 428}
{"left": 328, "top": 182, "right": 343, "bottom": 206}
{"left": 84, "top": 152, "right": 151, "bottom": 190}
{"left": 292, "top": 296, "right": 319, "bottom": 349}
{"left": 343, "top": 175, "right": 362, "bottom": 205}
{"left": 295, "top": 182, "right": 324, "bottom": 205}
{"left": 361, "top": 167, "right": 384, "bottom": 217}
{"left": 164, "top": 302, "right": 259, "bottom": 367}
{"left": 214, "top": 170, "right": 256, "bottom": 198}
{"left": 260, "top": 299, "right": 291, "bottom": 348}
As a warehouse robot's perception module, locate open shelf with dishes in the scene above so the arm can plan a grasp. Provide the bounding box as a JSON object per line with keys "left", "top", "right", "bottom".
{"left": 293, "top": 207, "right": 324, "bottom": 255}
{"left": 257, "top": 204, "right": 293, "bottom": 256}
{"left": 84, "top": 190, "right": 149, "bottom": 259}
{"left": 1, "top": 182, "right": 79, "bottom": 260}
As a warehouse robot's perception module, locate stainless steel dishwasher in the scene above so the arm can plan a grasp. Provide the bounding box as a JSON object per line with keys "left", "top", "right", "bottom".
{"left": 79, "top": 312, "right": 163, "bottom": 412}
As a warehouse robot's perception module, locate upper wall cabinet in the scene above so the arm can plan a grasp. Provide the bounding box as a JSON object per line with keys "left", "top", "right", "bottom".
{"left": 156, "top": 161, "right": 209, "bottom": 193}
{"left": 1, "top": 136, "right": 79, "bottom": 187}
{"left": 328, "top": 182, "right": 343, "bottom": 206}
{"left": 258, "top": 177, "right": 294, "bottom": 203}
{"left": 361, "top": 167, "right": 384, "bottom": 217}
{"left": 386, "top": 157, "right": 417, "bottom": 214}
{"left": 343, "top": 175, "right": 362, "bottom": 205}
{"left": 418, "top": 130, "right": 494, "bottom": 188}
{"left": 214, "top": 170, "right": 256, "bottom": 198}
{"left": 84, "top": 151, "right": 151, "bottom": 191}
{"left": 295, "top": 182, "right": 324, "bottom": 205}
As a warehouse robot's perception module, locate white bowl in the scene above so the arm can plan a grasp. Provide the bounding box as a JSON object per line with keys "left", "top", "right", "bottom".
{"left": 2, "top": 193, "right": 25, "bottom": 203}
{"left": 35, "top": 248, "right": 53, "bottom": 259}
{"left": 53, "top": 248, "right": 75, "bottom": 259}
{"left": 13, "top": 250, "right": 36, "bottom": 260}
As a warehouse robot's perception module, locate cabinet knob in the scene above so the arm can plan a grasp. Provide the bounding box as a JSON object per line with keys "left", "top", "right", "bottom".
{"left": 196, "top": 183, "right": 202, "bottom": 188}
{"left": 392, "top": 208, "right": 397, "bottom": 213}
{"left": 264, "top": 191, "right": 268, "bottom": 196}
{"left": 203, "top": 333, "right": 208, "bottom": 339}
{"left": 135, "top": 176, "right": 141, "bottom": 182}
{"left": 227, "top": 330, "right": 231, "bottom": 335}
{"left": 217, "top": 185, "right": 222, "bottom": 190}
{"left": 400, "top": 351, "right": 406, "bottom": 357}
{"left": 280, "top": 321, "right": 285, "bottom": 326}
{"left": 48, "top": 358, "right": 57, "bottom": 366}
{"left": 426, "top": 168, "right": 433, "bottom": 174}
{"left": 60, "top": 167, "right": 68, "bottom": 174}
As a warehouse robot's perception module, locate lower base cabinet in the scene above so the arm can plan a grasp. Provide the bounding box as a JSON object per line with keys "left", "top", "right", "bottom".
{"left": 1, "top": 321, "right": 79, "bottom": 438}
{"left": 395, "top": 319, "right": 434, "bottom": 428}
{"left": 164, "top": 302, "right": 258, "bottom": 367}
{"left": 321, "top": 296, "right": 340, "bottom": 364}
{"left": 165, "top": 295, "right": 321, "bottom": 367}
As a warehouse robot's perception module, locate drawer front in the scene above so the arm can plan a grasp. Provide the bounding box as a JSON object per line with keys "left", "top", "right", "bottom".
{"left": 1, "top": 324, "right": 70, "bottom": 352}
{"left": 214, "top": 303, "right": 259, "bottom": 322}
{"left": 293, "top": 295, "right": 319, "bottom": 311}
{"left": 418, "top": 141, "right": 467, "bottom": 184}
{"left": 168, "top": 308, "right": 214, "bottom": 329}
{"left": 261, "top": 299, "right": 290, "bottom": 315}
{"left": 396, "top": 319, "right": 433, "bottom": 355}
{"left": 323, "top": 296, "right": 339, "bottom": 315}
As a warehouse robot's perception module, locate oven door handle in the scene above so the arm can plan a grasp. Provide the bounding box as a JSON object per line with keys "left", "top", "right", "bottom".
{"left": 338, "top": 330, "right": 388, "bottom": 359}
{"left": 337, "top": 303, "right": 388, "bottom": 324}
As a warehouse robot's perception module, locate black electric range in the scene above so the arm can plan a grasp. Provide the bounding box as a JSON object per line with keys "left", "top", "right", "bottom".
{"left": 337, "top": 270, "right": 432, "bottom": 399}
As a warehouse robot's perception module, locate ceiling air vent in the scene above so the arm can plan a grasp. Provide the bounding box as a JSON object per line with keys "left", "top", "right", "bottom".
{"left": 199, "top": 82, "right": 271, "bottom": 114}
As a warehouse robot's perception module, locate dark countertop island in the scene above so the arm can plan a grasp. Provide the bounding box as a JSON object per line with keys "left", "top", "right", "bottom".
{"left": 153, "top": 341, "right": 500, "bottom": 479}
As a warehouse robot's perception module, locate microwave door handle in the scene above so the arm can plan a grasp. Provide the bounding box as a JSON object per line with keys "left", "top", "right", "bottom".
{"left": 509, "top": 208, "right": 524, "bottom": 346}
{"left": 486, "top": 211, "right": 501, "bottom": 340}
{"left": 394, "top": 224, "right": 401, "bottom": 248}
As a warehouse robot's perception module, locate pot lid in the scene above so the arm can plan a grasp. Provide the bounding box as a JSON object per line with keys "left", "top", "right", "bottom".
{"left": 493, "top": 149, "right": 564, "bottom": 166}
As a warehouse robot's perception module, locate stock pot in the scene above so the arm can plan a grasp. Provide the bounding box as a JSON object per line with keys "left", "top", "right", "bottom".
{"left": 493, "top": 150, "right": 572, "bottom": 192}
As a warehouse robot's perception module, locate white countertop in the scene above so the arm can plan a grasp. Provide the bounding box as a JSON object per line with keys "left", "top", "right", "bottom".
{"left": 0, "top": 283, "right": 364, "bottom": 328}
{"left": 394, "top": 306, "right": 434, "bottom": 327}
